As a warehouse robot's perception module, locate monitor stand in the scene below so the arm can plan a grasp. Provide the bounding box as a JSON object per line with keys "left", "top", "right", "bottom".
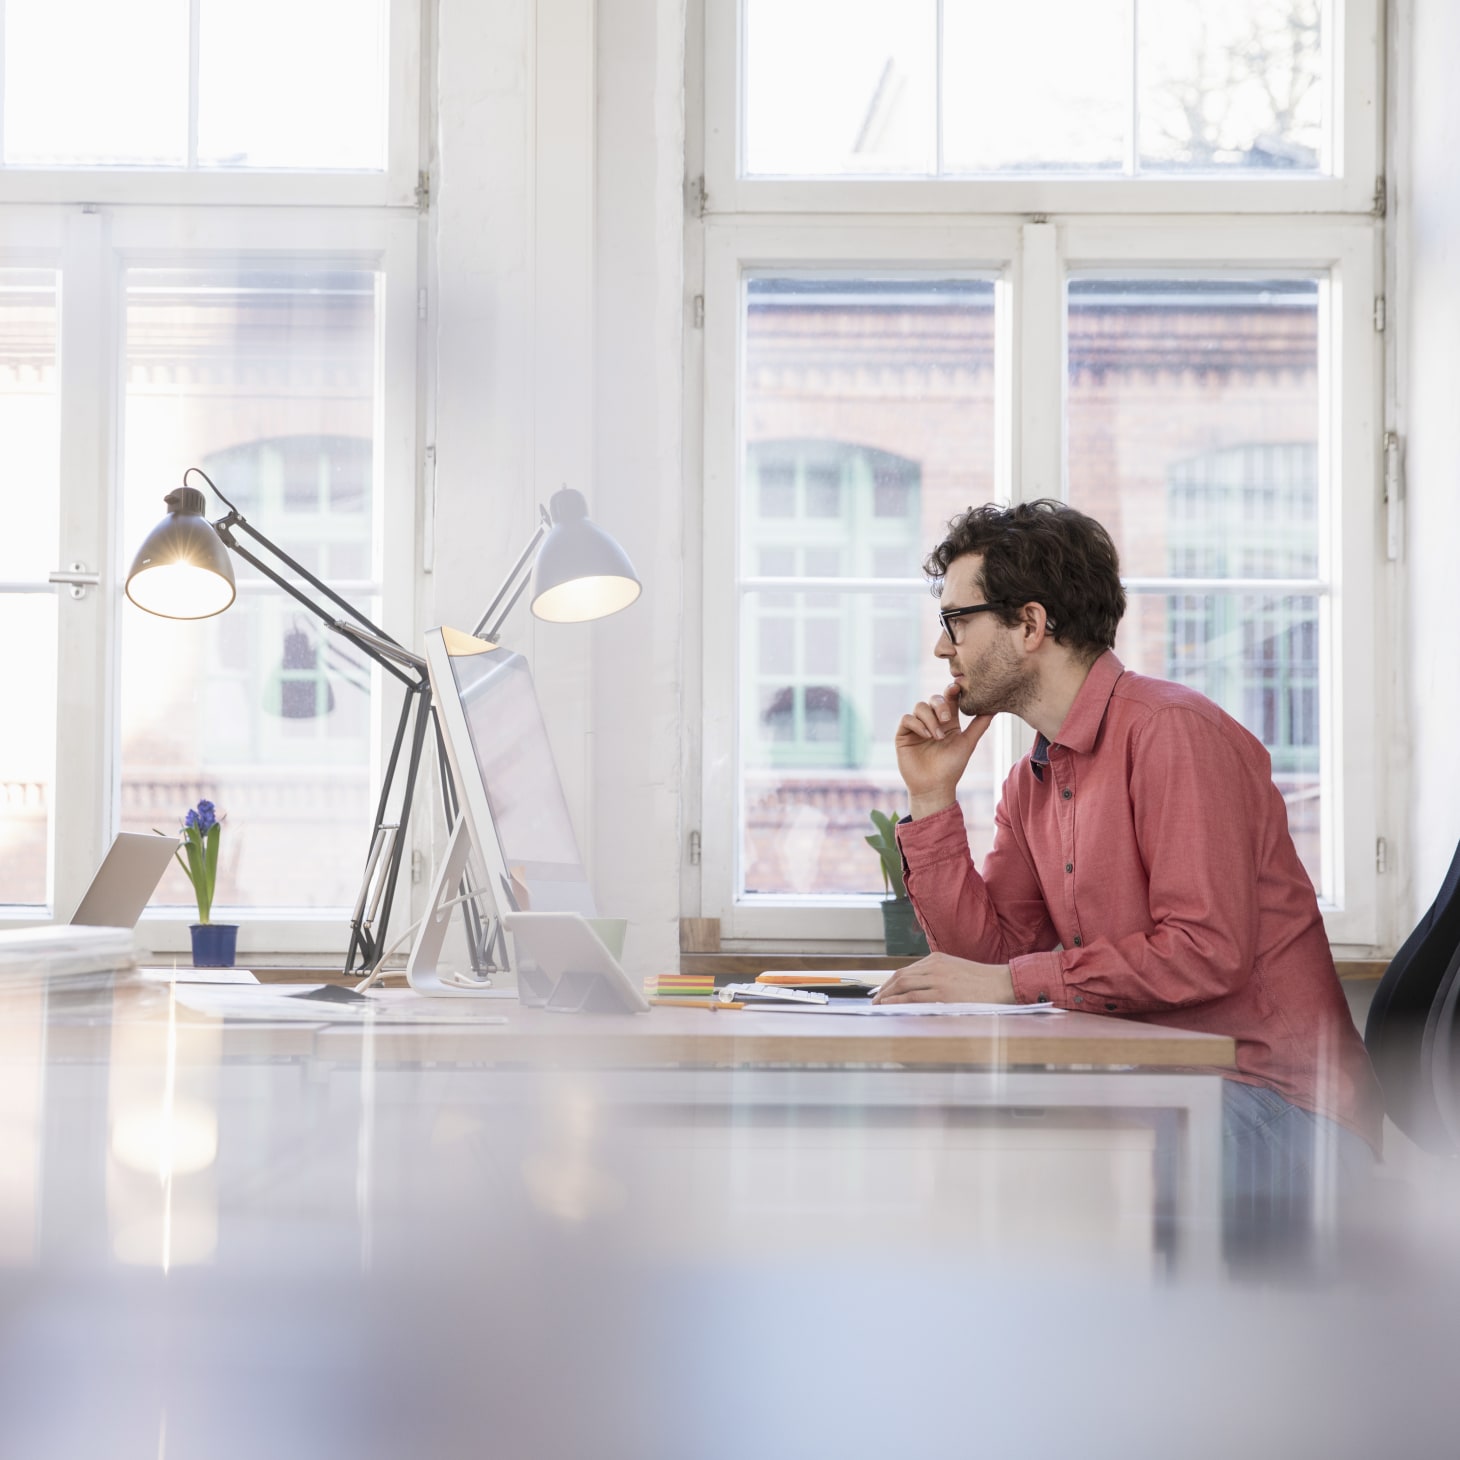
{"left": 405, "top": 817, "right": 512, "bottom": 998}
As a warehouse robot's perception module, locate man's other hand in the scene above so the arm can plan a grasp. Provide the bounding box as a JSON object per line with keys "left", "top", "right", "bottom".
{"left": 895, "top": 683, "right": 993, "bottom": 817}
{"left": 871, "top": 953, "right": 1016, "bottom": 1005}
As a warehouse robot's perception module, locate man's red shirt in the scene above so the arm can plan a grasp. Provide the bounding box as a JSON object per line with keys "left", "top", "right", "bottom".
{"left": 896, "top": 651, "right": 1383, "bottom": 1150}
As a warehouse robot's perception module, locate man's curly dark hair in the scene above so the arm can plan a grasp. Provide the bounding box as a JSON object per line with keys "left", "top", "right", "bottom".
{"left": 924, "top": 499, "right": 1126, "bottom": 661}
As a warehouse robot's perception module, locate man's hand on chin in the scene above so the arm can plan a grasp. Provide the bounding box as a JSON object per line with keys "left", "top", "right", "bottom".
{"left": 870, "top": 953, "right": 1017, "bottom": 1005}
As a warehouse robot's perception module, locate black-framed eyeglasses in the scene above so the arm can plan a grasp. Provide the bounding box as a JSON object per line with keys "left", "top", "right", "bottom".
{"left": 937, "top": 602, "right": 1006, "bottom": 643}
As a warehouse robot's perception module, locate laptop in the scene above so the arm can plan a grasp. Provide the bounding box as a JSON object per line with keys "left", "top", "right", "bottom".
{"left": 69, "top": 832, "right": 181, "bottom": 928}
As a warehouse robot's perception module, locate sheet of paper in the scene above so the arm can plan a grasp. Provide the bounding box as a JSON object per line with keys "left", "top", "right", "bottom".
{"left": 742, "top": 1000, "right": 1063, "bottom": 1017}
{"left": 170, "top": 984, "right": 509, "bottom": 1025}
{"left": 137, "top": 966, "right": 260, "bottom": 985}
{"left": 861, "top": 1001, "right": 1065, "bottom": 1017}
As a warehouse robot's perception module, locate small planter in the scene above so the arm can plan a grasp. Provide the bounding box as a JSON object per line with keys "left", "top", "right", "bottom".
{"left": 190, "top": 923, "right": 239, "bottom": 968}
{"left": 880, "top": 898, "right": 929, "bottom": 957}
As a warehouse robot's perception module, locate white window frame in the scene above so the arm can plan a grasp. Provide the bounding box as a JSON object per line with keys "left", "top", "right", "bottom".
{"left": 0, "top": 0, "right": 423, "bottom": 208}
{"left": 705, "top": 0, "right": 1382, "bottom": 217}
{"left": 1059, "top": 219, "right": 1380, "bottom": 949}
{"left": 0, "top": 205, "right": 420, "bottom": 957}
{"left": 700, "top": 220, "right": 1017, "bottom": 947}
{"left": 697, "top": 216, "right": 1380, "bottom": 949}
{"left": 692, "top": 0, "right": 1387, "bottom": 952}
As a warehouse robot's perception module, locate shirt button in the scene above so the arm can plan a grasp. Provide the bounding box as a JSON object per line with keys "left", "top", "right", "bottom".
{"left": 1073, "top": 994, "right": 1084, "bottom": 1004}
{"left": 1072, "top": 936, "right": 1082, "bottom": 947}
{"left": 1037, "top": 992, "right": 1050, "bottom": 1003}
{"left": 1062, "top": 788, "right": 1073, "bottom": 800}
{"left": 1105, "top": 1001, "right": 1116, "bottom": 1011}
{"left": 1065, "top": 862, "right": 1073, "bottom": 873}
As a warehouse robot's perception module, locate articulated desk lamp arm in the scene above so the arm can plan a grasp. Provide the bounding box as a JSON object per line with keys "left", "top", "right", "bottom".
{"left": 124, "top": 468, "right": 447, "bottom": 977}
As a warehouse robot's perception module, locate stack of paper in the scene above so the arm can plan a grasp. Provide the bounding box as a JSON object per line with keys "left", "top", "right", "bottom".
{"left": 0, "top": 925, "right": 136, "bottom": 988}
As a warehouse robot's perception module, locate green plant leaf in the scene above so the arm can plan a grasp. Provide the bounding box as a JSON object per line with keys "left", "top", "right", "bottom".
{"left": 202, "top": 822, "right": 220, "bottom": 924}
{"left": 183, "top": 836, "right": 207, "bottom": 922}
{"left": 866, "top": 809, "right": 907, "bottom": 899}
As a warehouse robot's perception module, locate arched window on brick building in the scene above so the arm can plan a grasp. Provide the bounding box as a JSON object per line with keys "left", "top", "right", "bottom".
{"left": 1166, "top": 441, "right": 1321, "bottom": 857}
{"left": 199, "top": 434, "right": 374, "bottom": 758}
{"left": 744, "top": 438, "right": 923, "bottom": 771}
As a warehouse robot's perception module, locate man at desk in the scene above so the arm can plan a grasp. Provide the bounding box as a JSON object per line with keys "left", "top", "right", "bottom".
{"left": 875, "top": 499, "right": 1381, "bottom": 1218}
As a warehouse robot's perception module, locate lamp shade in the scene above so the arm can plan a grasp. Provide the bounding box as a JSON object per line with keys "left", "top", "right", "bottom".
{"left": 124, "top": 486, "right": 236, "bottom": 619}
{"left": 529, "top": 487, "right": 642, "bottom": 624}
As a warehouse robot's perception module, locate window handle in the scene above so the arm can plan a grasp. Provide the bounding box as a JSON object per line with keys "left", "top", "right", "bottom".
{"left": 47, "top": 563, "right": 100, "bottom": 599}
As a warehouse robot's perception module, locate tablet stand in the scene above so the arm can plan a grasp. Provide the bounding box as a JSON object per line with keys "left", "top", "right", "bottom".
{"left": 536, "top": 967, "right": 637, "bottom": 1013}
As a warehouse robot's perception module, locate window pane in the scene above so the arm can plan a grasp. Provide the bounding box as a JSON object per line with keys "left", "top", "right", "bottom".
{"left": 741, "top": 588, "right": 1001, "bottom": 897}
{"left": 744, "top": 0, "right": 935, "bottom": 176}
{"left": 739, "top": 275, "right": 998, "bottom": 898}
{"left": 1068, "top": 274, "right": 1327, "bottom": 894}
{"left": 1139, "top": 0, "right": 1325, "bottom": 171}
{"left": 0, "top": 599, "right": 56, "bottom": 907}
{"left": 1117, "top": 591, "right": 1322, "bottom": 888}
{"left": 0, "top": 271, "right": 59, "bottom": 581}
{"left": 1067, "top": 276, "right": 1320, "bottom": 579}
{"left": 198, "top": 0, "right": 389, "bottom": 170}
{"left": 743, "top": 0, "right": 1330, "bottom": 179}
{"left": 943, "top": 0, "right": 1130, "bottom": 173}
{"left": 0, "top": 270, "right": 59, "bottom": 908}
{"left": 4, "top": 0, "right": 188, "bottom": 166}
{"left": 118, "top": 268, "right": 379, "bottom": 914}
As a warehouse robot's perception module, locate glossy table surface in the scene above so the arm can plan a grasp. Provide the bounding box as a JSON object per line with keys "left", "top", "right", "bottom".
{"left": 136, "top": 989, "right": 1238, "bottom": 1069}
{"left": 0, "top": 969, "right": 1452, "bottom": 1460}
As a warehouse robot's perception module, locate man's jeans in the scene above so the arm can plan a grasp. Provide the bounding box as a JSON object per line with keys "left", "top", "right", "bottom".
{"left": 1222, "top": 1079, "right": 1376, "bottom": 1258}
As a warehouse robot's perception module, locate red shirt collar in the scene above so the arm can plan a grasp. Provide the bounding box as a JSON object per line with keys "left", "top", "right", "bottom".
{"left": 1031, "top": 649, "right": 1126, "bottom": 762}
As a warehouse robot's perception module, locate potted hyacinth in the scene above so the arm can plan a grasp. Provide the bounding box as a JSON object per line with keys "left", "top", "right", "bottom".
{"left": 175, "top": 799, "right": 237, "bottom": 967}
{"left": 866, "top": 809, "right": 930, "bottom": 957}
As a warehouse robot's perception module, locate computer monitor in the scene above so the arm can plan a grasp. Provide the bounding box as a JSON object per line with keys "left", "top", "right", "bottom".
{"left": 423, "top": 626, "right": 597, "bottom": 922}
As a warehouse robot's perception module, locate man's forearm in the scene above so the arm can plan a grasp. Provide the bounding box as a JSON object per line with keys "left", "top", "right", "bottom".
{"left": 907, "top": 790, "right": 958, "bottom": 820}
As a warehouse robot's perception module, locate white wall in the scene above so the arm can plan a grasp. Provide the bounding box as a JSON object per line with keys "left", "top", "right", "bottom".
{"left": 590, "top": 1, "right": 688, "bottom": 974}
{"left": 1398, "top": 0, "right": 1460, "bottom": 920}
{"left": 430, "top": 0, "right": 685, "bottom": 978}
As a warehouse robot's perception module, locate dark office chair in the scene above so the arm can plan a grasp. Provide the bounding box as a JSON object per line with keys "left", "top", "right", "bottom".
{"left": 1364, "top": 835, "right": 1460, "bottom": 1152}
{"left": 1422, "top": 947, "right": 1460, "bottom": 1150}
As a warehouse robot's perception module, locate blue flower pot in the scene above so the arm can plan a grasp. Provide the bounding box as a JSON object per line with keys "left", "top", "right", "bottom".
{"left": 190, "top": 923, "right": 239, "bottom": 968}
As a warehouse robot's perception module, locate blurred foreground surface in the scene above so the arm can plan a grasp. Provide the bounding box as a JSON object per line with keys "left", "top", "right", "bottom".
{"left": 0, "top": 974, "right": 1455, "bottom": 1459}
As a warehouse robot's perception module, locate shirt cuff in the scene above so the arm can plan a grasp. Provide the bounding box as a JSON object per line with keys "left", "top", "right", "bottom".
{"left": 1009, "top": 950, "right": 1068, "bottom": 1007}
{"left": 894, "top": 802, "right": 967, "bottom": 865}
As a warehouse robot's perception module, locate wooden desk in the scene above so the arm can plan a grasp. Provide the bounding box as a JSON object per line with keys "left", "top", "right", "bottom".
{"left": 24, "top": 978, "right": 1233, "bottom": 1279}
{"left": 293, "top": 1001, "right": 1232, "bottom": 1275}
{"left": 338, "top": 1000, "right": 1235, "bottom": 1072}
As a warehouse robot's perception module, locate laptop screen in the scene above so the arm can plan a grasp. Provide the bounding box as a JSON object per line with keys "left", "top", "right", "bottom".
{"left": 69, "top": 832, "right": 180, "bottom": 927}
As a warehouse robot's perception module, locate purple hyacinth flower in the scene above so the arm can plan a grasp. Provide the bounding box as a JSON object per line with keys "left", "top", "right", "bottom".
{"left": 185, "top": 808, "right": 201, "bottom": 831}
{"left": 196, "top": 799, "right": 217, "bottom": 831}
